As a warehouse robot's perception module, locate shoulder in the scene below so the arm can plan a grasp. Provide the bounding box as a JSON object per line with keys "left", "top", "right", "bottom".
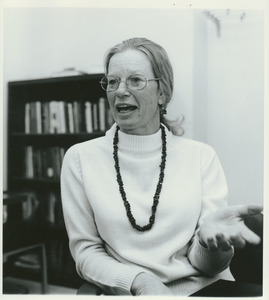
{"left": 63, "top": 124, "right": 116, "bottom": 165}
{"left": 170, "top": 134, "right": 216, "bottom": 156}
{"left": 64, "top": 135, "right": 108, "bottom": 162}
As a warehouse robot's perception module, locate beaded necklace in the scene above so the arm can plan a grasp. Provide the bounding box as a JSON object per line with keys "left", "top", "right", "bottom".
{"left": 113, "top": 125, "right": 167, "bottom": 232}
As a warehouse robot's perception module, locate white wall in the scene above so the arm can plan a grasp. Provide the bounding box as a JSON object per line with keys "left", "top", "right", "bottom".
{"left": 205, "top": 10, "right": 264, "bottom": 205}
{"left": 3, "top": 8, "right": 264, "bottom": 207}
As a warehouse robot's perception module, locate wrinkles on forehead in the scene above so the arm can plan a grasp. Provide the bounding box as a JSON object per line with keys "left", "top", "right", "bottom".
{"left": 107, "top": 49, "right": 154, "bottom": 79}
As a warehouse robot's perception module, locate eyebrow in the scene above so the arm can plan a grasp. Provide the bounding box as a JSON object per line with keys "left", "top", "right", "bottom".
{"left": 107, "top": 73, "right": 144, "bottom": 78}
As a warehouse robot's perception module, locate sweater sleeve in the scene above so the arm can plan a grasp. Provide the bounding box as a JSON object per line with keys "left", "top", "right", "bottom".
{"left": 60, "top": 146, "right": 141, "bottom": 295}
{"left": 188, "top": 146, "right": 234, "bottom": 276}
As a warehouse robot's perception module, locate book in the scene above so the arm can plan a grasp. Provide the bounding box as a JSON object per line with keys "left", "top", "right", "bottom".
{"left": 58, "top": 101, "right": 66, "bottom": 133}
{"left": 64, "top": 102, "right": 69, "bottom": 133}
{"left": 85, "top": 101, "right": 93, "bottom": 133}
{"left": 67, "top": 102, "right": 75, "bottom": 133}
{"left": 73, "top": 101, "right": 79, "bottom": 133}
{"left": 98, "top": 97, "right": 106, "bottom": 131}
{"left": 76, "top": 102, "right": 85, "bottom": 132}
{"left": 41, "top": 102, "right": 50, "bottom": 133}
{"left": 49, "top": 101, "right": 60, "bottom": 133}
{"left": 79, "top": 102, "right": 87, "bottom": 132}
{"left": 92, "top": 102, "right": 99, "bottom": 131}
{"left": 25, "top": 102, "right": 30, "bottom": 133}
{"left": 29, "top": 102, "right": 37, "bottom": 133}
{"left": 35, "top": 101, "right": 42, "bottom": 134}
{"left": 25, "top": 146, "right": 34, "bottom": 178}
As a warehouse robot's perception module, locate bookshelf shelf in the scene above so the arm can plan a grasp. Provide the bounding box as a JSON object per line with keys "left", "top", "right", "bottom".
{"left": 12, "top": 177, "right": 60, "bottom": 184}
{"left": 7, "top": 74, "right": 110, "bottom": 289}
{"left": 12, "top": 132, "right": 105, "bottom": 137}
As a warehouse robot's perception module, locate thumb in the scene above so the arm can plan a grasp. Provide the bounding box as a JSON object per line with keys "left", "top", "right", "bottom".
{"left": 234, "top": 204, "right": 263, "bottom": 218}
{"left": 241, "top": 224, "right": 261, "bottom": 245}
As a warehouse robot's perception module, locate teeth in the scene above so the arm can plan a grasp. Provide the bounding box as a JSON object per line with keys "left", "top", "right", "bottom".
{"left": 116, "top": 104, "right": 136, "bottom": 113}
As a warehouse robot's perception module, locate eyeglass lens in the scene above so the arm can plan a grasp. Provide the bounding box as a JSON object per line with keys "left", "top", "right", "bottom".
{"left": 101, "top": 75, "right": 147, "bottom": 91}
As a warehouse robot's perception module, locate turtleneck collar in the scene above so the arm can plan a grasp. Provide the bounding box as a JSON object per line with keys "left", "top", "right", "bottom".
{"left": 106, "top": 123, "right": 172, "bottom": 152}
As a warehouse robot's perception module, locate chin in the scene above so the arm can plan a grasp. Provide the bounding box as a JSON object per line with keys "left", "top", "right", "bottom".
{"left": 115, "top": 118, "right": 137, "bottom": 130}
{"left": 117, "top": 124, "right": 137, "bottom": 134}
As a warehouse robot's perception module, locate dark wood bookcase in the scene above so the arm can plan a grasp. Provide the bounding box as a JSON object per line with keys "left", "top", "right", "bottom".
{"left": 6, "top": 74, "right": 109, "bottom": 289}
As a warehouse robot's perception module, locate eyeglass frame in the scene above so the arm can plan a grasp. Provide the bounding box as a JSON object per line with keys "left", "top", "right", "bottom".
{"left": 100, "top": 74, "right": 161, "bottom": 92}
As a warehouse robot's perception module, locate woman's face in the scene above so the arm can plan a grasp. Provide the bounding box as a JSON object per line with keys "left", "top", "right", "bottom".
{"left": 107, "top": 49, "right": 163, "bottom": 135}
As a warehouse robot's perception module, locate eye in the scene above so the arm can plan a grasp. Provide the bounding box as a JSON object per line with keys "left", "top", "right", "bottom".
{"left": 107, "top": 77, "right": 118, "bottom": 86}
{"left": 128, "top": 75, "right": 145, "bottom": 87}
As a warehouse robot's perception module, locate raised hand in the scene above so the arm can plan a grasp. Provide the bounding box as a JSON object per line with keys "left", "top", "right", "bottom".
{"left": 199, "top": 204, "right": 263, "bottom": 251}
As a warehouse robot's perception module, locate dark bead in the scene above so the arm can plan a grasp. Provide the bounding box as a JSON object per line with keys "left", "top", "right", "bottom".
{"left": 113, "top": 124, "right": 167, "bottom": 232}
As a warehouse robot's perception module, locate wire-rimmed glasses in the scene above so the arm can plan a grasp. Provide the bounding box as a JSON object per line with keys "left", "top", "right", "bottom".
{"left": 100, "top": 75, "right": 161, "bottom": 92}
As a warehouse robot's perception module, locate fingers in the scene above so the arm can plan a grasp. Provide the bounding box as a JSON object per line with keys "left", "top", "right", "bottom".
{"left": 205, "top": 235, "right": 232, "bottom": 251}
{"left": 229, "top": 235, "right": 246, "bottom": 249}
{"left": 207, "top": 237, "right": 218, "bottom": 250}
{"left": 241, "top": 225, "right": 261, "bottom": 245}
{"left": 216, "top": 234, "right": 232, "bottom": 251}
{"left": 203, "top": 228, "right": 260, "bottom": 251}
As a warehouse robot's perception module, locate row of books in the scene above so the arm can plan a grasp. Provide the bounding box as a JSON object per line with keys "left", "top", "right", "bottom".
{"left": 24, "top": 98, "right": 110, "bottom": 134}
{"left": 24, "top": 146, "right": 66, "bottom": 180}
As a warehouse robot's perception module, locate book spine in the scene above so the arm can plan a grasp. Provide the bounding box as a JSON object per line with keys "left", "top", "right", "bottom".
{"left": 92, "top": 102, "right": 98, "bottom": 131}
{"left": 25, "top": 146, "right": 34, "bottom": 178}
{"left": 73, "top": 101, "right": 79, "bottom": 133}
{"left": 76, "top": 102, "right": 84, "bottom": 132}
{"left": 41, "top": 102, "right": 50, "bottom": 134}
{"left": 25, "top": 102, "right": 30, "bottom": 133}
{"left": 85, "top": 101, "right": 93, "bottom": 133}
{"left": 98, "top": 97, "right": 106, "bottom": 131}
{"left": 36, "top": 101, "right": 42, "bottom": 134}
{"left": 49, "top": 101, "right": 60, "bottom": 133}
{"left": 58, "top": 101, "right": 66, "bottom": 133}
{"left": 29, "top": 102, "right": 37, "bottom": 133}
{"left": 64, "top": 102, "right": 69, "bottom": 133}
{"left": 67, "top": 103, "right": 74, "bottom": 133}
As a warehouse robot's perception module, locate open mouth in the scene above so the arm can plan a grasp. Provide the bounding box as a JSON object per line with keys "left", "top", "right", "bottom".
{"left": 116, "top": 104, "right": 137, "bottom": 113}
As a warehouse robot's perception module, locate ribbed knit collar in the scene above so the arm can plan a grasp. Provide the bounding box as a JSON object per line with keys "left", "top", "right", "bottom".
{"left": 106, "top": 123, "right": 172, "bottom": 152}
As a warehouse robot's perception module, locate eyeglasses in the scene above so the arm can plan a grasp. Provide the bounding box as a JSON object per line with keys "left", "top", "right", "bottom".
{"left": 100, "top": 75, "right": 161, "bottom": 92}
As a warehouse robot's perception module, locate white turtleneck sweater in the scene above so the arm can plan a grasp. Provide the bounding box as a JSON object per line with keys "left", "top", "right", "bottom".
{"left": 60, "top": 124, "right": 234, "bottom": 296}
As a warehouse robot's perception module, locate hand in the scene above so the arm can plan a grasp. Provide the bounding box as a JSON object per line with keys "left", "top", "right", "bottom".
{"left": 199, "top": 204, "right": 263, "bottom": 251}
{"left": 131, "top": 273, "right": 173, "bottom": 296}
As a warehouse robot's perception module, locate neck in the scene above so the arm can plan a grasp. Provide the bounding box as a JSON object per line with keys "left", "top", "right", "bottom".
{"left": 118, "top": 112, "right": 161, "bottom": 136}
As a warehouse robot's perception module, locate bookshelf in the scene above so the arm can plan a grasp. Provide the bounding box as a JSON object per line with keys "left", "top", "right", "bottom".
{"left": 7, "top": 74, "right": 110, "bottom": 289}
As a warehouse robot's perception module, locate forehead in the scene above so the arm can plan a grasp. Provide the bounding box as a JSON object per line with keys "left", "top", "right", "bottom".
{"left": 108, "top": 49, "right": 154, "bottom": 76}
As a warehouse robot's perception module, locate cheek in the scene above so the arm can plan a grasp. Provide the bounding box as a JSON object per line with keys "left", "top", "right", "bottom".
{"left": 107, "top": 94, "right": 115, "bottom": 108}
{"left": 144, "top": 95, "right": 159, "bottom": 114}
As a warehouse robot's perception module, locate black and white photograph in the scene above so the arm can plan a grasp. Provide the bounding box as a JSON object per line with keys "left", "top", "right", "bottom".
{"left": 1, "top": 0, "right": 268, "bottom": 298}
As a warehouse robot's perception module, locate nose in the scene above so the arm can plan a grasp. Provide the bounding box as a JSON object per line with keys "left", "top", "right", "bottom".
{"left": 116, "top": 81, "right": 130, "bottom": 98}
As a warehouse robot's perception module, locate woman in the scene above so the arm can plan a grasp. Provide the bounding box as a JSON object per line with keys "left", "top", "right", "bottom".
{"left": 61, "top": 37, "right": 262, "bottom": 296}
